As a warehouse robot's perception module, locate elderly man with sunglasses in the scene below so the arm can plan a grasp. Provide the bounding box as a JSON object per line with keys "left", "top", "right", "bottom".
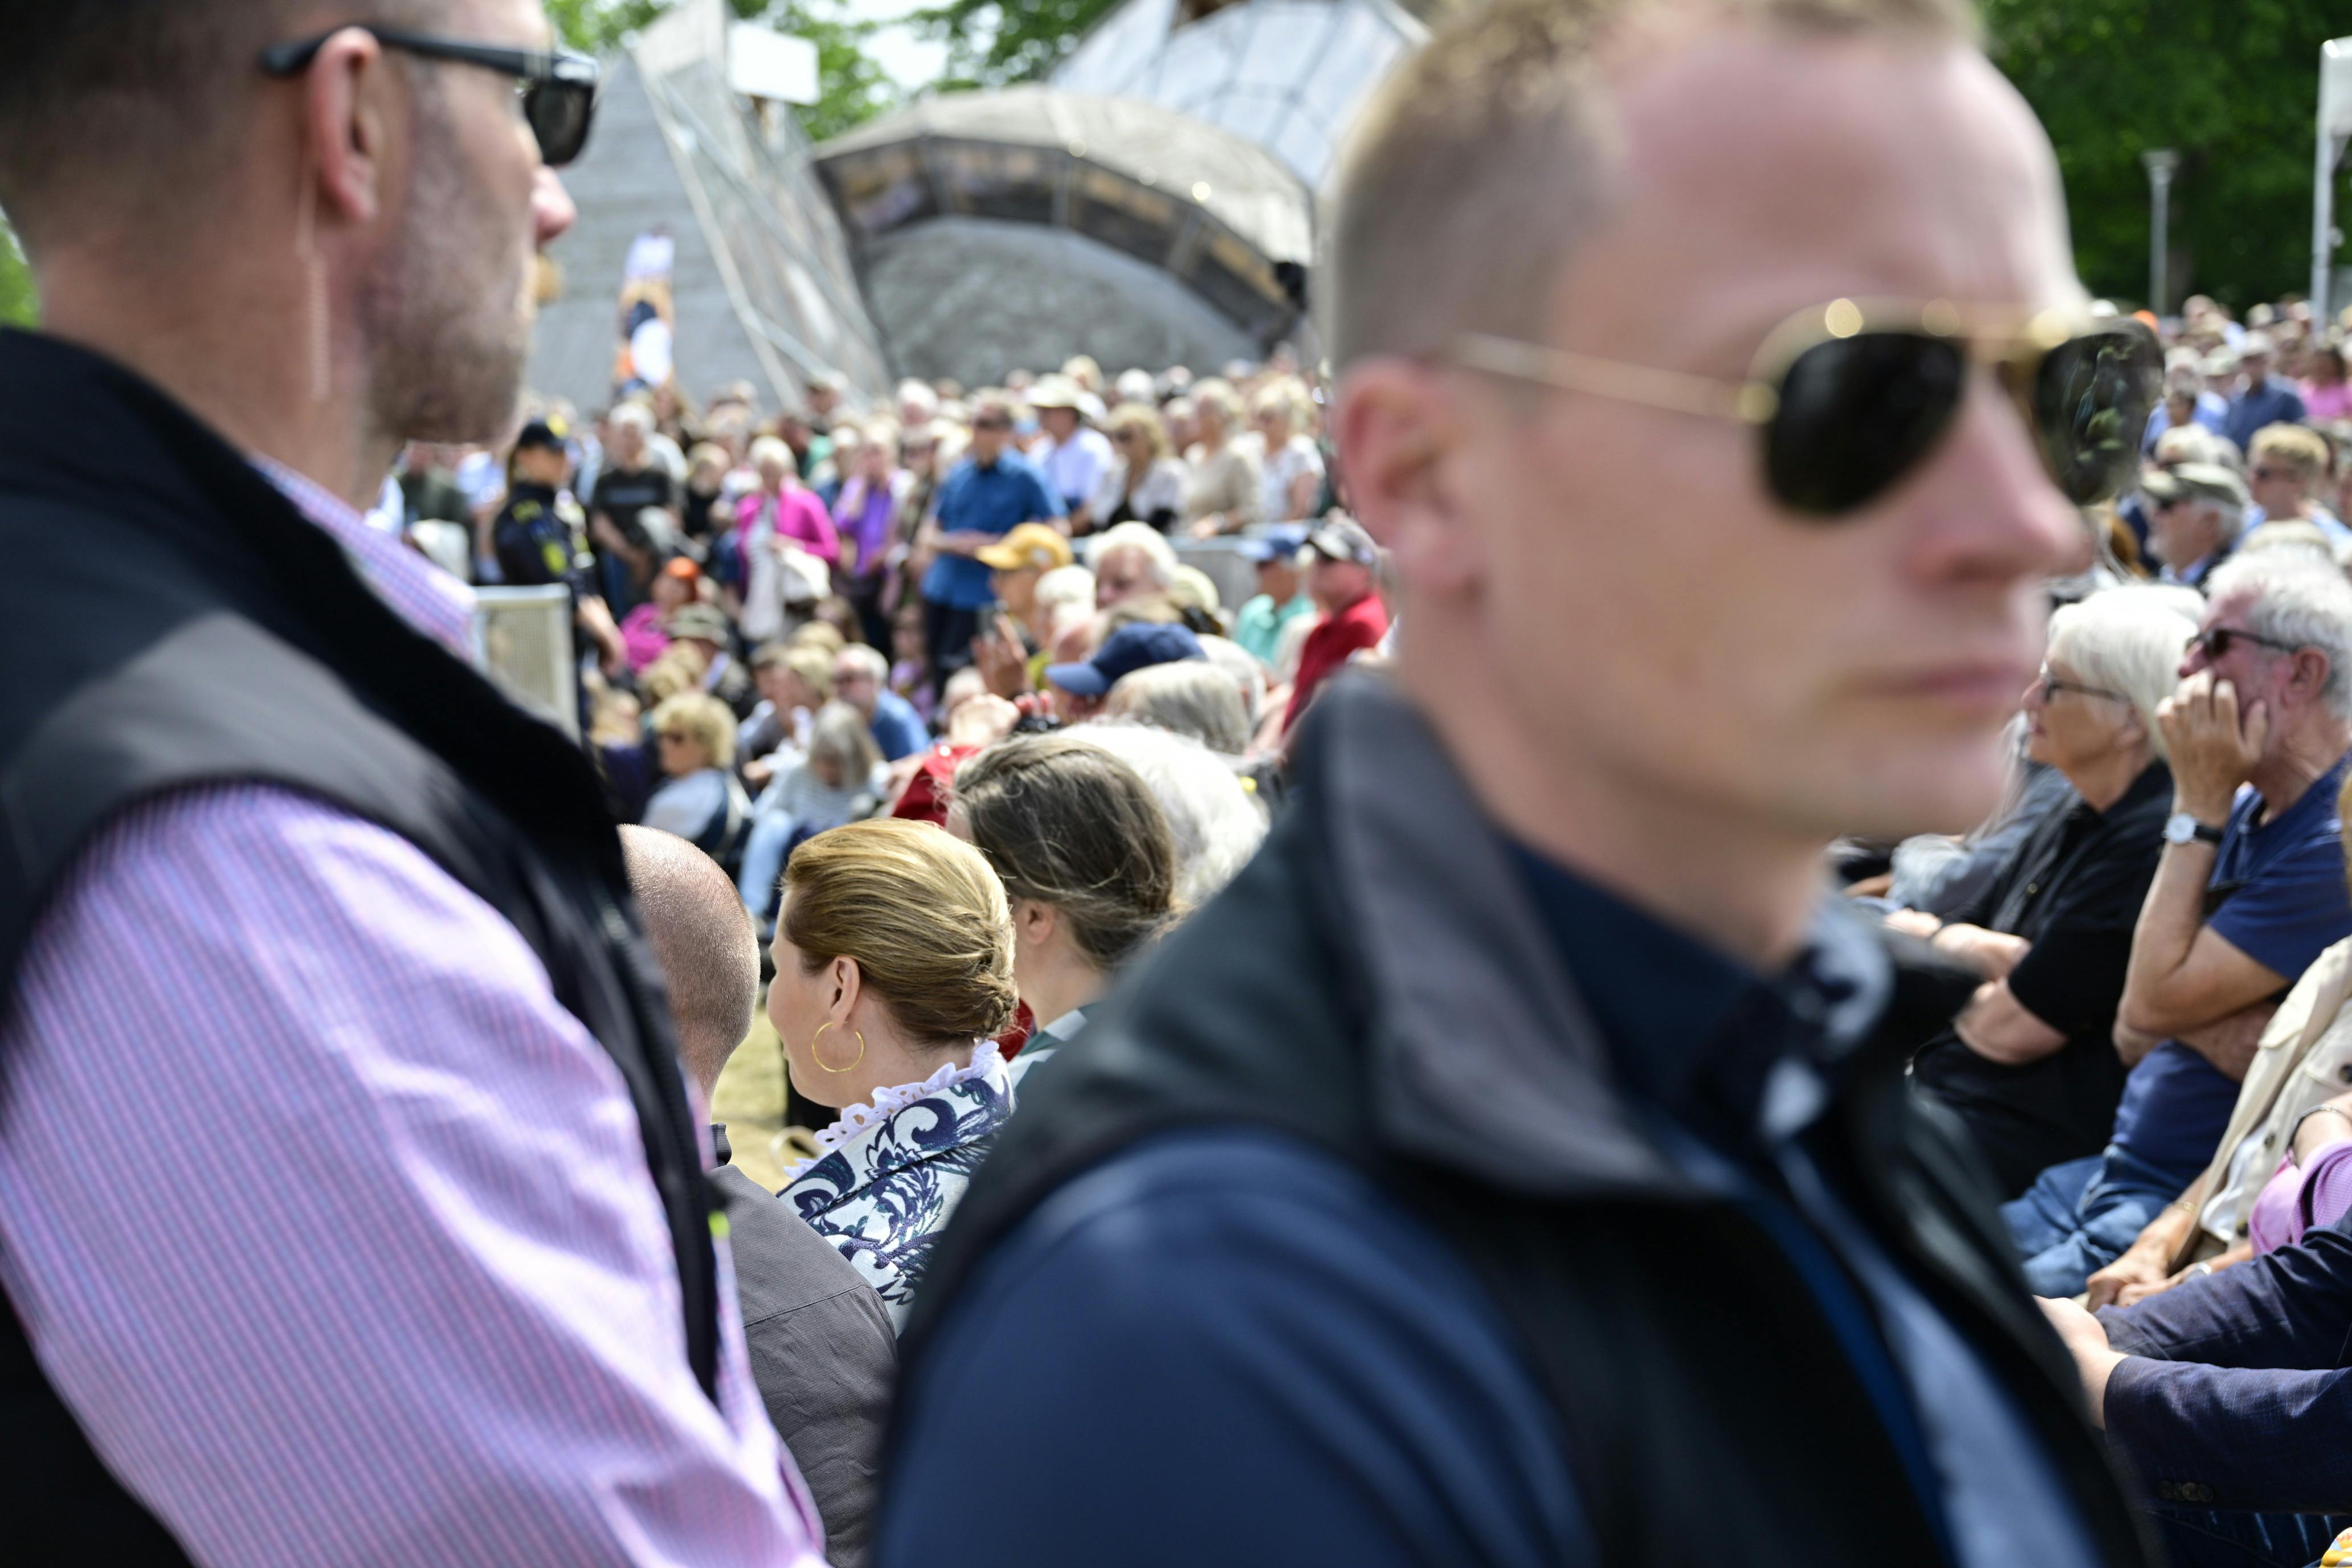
{"left": 876, "top": 2, "right": 2165, "bottom": 1566}
{"left": 2005, "top": 552, "right": 2352, "bottom": 1300}
{"left": 2143, "top": 462, "right": 2252, "bottom": 590}
{"left": 0, "top": 3, "right": 827, "bottom": 1565}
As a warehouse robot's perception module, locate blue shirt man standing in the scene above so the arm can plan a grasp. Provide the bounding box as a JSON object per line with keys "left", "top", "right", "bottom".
{"left": 2221, "top": 335, "right": 2308, "bottom": 453}
{"left": 917, "top": 392, "right": 1061, "bottom": 697}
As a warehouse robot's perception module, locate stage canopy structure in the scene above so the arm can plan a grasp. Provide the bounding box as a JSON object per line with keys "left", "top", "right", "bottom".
{"left": 814, "top": 86, "right": 1315, "bottom": 388}
{"left": 1050, "top": 0, "right": 1458, "bottom": 190}
{"left": 525, "top": 0, "right": 890, "bottom": 417}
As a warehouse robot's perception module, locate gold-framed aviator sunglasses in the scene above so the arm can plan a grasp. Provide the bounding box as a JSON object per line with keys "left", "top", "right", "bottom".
{"left": 1451, "top": 298, "right": 2163, "bottom": 519}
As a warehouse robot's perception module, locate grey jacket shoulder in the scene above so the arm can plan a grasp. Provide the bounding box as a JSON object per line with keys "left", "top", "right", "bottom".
{"left": 713, "top": 1163, "right": 895, "bottom": 1568}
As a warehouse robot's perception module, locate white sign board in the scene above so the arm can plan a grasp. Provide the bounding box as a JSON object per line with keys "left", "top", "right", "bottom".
{"left": 2317, "top": 39, "right": 2352, "bottom": 321}
{"left": 729, "top": 23, "right": 820, "bottom": 105}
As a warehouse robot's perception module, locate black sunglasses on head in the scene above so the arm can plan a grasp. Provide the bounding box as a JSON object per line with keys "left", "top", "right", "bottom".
{"left": 1452, "top": 300, "right": 2163, "bottom": 520}
{"left": 260, "top": 25, "right": 600, "bottom": 168}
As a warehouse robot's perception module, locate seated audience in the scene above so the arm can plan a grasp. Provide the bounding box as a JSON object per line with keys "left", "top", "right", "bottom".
{"left": 2040, "top": 1240, "right": 2352, "bottom": 1568}
{"left": 620, "top": 557, "right": 700, "bottom": 673}
{"left": 773, "top": 822, "right": 1022, "bottom": 1328}
{"left": 667, "top": 602, "right": 757, "bottom": 718}
{"left": 1088, "top": 403, "right": 1189, "bottom": 532}
{"left": 1073, "top": 722, "right": 1268, "bottom": 906}
{"left": 950, "top": 735, "right": 1180, "bottom": 1076}
{"left": 643, "top": 692, "right": 752, "bottom": 865}
{"left": 738, "top": 703, "right": 886, "bottom": 924}
{"left": 2006, "top": 554, "right": 2352, "bottom": 1295}
{"left": 741, "top": 643, "right": 836, "bottom": 786}
{"left": 1250, "top": 381, "right": 1326, "bottom": 525}
{"left": 2143, "top": 463, "right": 2251, "bottom": 590}
{"left": 2246, "top": 423, "right": 2344, "bottom": 541}
{"left": 832, "top": 644, "right": 927, "bottom": 762}
{"left": 1044, "top": 623, "right": 1204, "bottom": 724}
{"left": 1905, "top": 587, "right": 2200, "bottom": 1197}
{"left": 1105, "top": 660, "right": 1253, "bottom": 758}
{"left": 619, "top": 827, "right": 895, "bottom": 1568}
{"left": 1234, "top": 526, "right": 1312, "bottom": 667}
{"left": 1281, "top": 517, "right": 1391, "bottom": 735}
{"left": 1178, "top": 378, "right": 1260, "bottom": 536}
{"left": 1090, "top": 521, "right": 1181, "bottom": 610}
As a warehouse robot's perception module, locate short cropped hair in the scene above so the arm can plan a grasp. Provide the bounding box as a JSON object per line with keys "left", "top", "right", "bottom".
{"left": 0, "top": 0, "right": 438, "bottom": 251}
{"left": 620, "top": 826, "right": 758, "bottom": 1096}
{"left": 1327, "top": 0, "right": 1977, "bottom": 370}
{"left": 2251, "top": 424, "right": 2329, "bottom": 486}
{"left": 2206, "top": 551, "right": 2352, "bottom": 721}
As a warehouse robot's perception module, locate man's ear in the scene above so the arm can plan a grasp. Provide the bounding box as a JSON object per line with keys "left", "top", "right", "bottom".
{"left": 1333, "top": 358, "right": 1481, "bottom": 596}
{"left": 301, "top": 28, "right": 397, "bottom": 228}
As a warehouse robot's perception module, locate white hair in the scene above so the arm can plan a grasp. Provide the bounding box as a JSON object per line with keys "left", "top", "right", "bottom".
{"left": 1196, "top": 634, "right": 1268, "bottom": 726}
{"left": 1071, "top": 722, "right": 1267, "bottom": 905}
{"left": 1089, "top": 522, "right": 1179, "bottom": 591}
{"left": 2205, "top": 550, "right": 2352, "bottom": 721}
{"left": 749, "top": 435, "right": 793, "bottom": 469}
{"left": 609, "top": 403, "right": 655, "bottom": 435}
{"left": 1105, "top": 661, "right": 1252, "bottom": 756}
{"left": 2045, "top": 586, "right": 2203, "bottom": 759}
{"left": 834, "top": 642, "right": 888, "bottom": 683}
{"left": 1034, "top": 565, "right": 1097, "bottom": 638}
{"left": 896, "top": 379, "right": 940, "bottom": 420}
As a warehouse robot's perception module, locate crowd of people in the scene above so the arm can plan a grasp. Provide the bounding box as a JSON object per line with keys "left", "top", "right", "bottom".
{"left": 19, "top": 0, "right": 2352, "bottom": 1565}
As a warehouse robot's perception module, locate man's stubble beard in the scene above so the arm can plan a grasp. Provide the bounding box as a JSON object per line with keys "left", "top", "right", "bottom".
{"left": 361, "top": 89, "right": 535, "bottom": 446}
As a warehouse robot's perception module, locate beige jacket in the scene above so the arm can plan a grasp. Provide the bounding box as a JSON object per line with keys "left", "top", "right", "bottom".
{"left": 2177, "top": 937, "right": 2352, "bottom": 1265}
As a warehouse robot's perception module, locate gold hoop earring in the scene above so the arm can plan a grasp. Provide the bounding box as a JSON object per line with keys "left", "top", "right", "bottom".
{"left": 810, "top": 1020, "right": 866, "bottom": 1073}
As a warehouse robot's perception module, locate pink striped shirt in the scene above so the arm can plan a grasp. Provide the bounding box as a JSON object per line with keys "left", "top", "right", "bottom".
{"left": 0, "top": 469, "right": 828, "bottom": 1566}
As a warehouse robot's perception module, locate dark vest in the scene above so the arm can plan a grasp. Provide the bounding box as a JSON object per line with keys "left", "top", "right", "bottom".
{"left": 901, "top": 681, "right": 2157, "bottom": 1568}
{"left": 0, "top": 329, "right": 721, "bottom": 1559}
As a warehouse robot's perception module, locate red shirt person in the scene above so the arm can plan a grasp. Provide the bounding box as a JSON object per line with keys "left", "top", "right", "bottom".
{"left": 1283, "top": 517, "right": 1391, "bottom": 733}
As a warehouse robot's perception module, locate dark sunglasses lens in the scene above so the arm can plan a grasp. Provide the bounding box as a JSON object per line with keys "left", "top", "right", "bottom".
{"left": 526, "top": 81, "right": 595, "bottom": 166}
{"left": 2032, "top": 324, "right": 2162, "bottom": 504}
{"left": 1766, "top": 333, "right": 1966, "bottom": 517}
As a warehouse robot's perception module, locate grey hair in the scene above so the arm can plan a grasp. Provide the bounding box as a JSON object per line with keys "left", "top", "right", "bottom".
{"left": 2204, "top": 550, "right": 2352, "bottom": 721}
{"left": 609, "top": 403, "right": 655, "bottom": 435}
{"left": 807, "top": 700, "right": 883, "bottom": 778}
{"left": 1034, "top": 565, "right": 1097, "bottom": 638}
{"left": 1089, "top": 522, "right": 1179, "bottom": 591}
{"left": 1198, "top": 634, "right": 1270, "bottom": 726}
{"left": 1069, "top": 722, "right": 1269, "bottom": 905}
{"left": 834, "top": 642, "right": 889, "bottom": 684}
{"left": 1105, "top": 660, "right": 1253, "bottom": 756}
{"left": 2044, "top": 586, "right": 2202, "bottom": 760}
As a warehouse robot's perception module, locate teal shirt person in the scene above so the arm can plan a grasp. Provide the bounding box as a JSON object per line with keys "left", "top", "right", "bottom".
{"left": 1235, "top": 591, "right": 1313, "bottom": 667}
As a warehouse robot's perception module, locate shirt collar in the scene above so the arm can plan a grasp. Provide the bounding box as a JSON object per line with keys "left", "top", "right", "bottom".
{"left": 1508, "top": 844, "right": 1889, "bottom": 1156}
{"left": 252, "top": 456, "right": 476, "bottom": 661}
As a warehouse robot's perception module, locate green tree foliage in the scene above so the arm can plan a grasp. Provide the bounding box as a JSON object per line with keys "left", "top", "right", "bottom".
{"left": 0, "top": 220, "right": 34, "bottom": 328}
{"left": 908, "top": 0, "right": 1122, "bottom": 91}
{"left": 546, "top": 0, "right": 897, "bottom": 142}
{"left": 1981, "top": 0, "right": 2346, "bottom": 311}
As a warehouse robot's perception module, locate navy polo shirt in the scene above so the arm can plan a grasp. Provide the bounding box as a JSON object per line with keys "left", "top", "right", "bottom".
{"left": 920, "top": 452, "right": 1062, "bottom": 610}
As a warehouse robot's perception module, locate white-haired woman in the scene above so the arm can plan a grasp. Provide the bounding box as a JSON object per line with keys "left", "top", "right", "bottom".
{"left": 1072, "top": 722, "right": 1267, "bottom": 906}
{"left": 1179, "top": 379, "right": 1261, "bottom": 537}
{"left": 1899, "top": 585, "right": 2204, "bottom": 1198}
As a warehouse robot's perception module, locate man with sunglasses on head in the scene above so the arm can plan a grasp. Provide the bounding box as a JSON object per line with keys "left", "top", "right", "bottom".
{"left": 0, "top": 3, "right": 826, "bottom": 1565}
{"left": 877, "top": 2, "right": 2162, "bottom": 1566}
{"left": 2142, "top": 462, "right": 2251, "bottom": 590}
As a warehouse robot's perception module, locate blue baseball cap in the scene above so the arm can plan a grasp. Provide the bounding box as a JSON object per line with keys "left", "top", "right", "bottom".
{"left": 1238, "top": 525, "right": 1310, "bottom": 564}
{"left": 1044, "top": 622, "right": 1205, "bottom": 698}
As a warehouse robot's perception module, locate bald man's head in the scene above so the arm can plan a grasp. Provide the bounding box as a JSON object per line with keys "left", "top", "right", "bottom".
{"left": 620, "top": 827, "right": 760, "bottom": 1097}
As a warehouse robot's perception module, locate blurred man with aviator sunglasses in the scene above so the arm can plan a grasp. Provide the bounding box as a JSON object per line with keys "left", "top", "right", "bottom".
{"left": 881, "top": 0, "right": 2163, "bottom": 1565}
{"left": 0, "top": 1, "right": 827, "bottom": 1562}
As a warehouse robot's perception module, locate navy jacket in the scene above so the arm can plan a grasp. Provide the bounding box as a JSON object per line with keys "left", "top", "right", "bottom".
{"left": 2100, "top": 1214, "right": 2352, "bottom": 1513}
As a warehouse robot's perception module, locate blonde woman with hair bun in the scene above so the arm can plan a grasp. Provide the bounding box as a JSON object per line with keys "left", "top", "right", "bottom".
{"left": 773, "top": 818, "right": 1020, "bottom": 1326}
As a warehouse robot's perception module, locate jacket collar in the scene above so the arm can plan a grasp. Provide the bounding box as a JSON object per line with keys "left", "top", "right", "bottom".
{"left": 1296, "top": 675, "right": 1890, "bottom": 1199}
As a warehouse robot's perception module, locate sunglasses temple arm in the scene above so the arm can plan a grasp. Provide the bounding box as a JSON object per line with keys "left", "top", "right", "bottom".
{"left": 1449, "top": 333, "right": 1765, "bottom": 423}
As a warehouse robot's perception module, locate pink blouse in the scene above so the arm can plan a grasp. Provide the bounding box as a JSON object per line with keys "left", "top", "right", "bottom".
{"left": 736, "top": 485, "right": 841, "bottom": 565}
{"left": 2247, "top": 1141, "right": 2352, "bottom": 1254}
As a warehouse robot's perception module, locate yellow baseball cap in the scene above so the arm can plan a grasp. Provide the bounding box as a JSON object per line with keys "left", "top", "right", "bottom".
{"left": 977, "top": 522, "right": 1076, "bottom": 574}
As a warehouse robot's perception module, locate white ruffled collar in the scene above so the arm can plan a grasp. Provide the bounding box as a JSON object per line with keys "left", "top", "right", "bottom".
{"left": 786, "top": 1040, "right": 1004, "bottom": 1175}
